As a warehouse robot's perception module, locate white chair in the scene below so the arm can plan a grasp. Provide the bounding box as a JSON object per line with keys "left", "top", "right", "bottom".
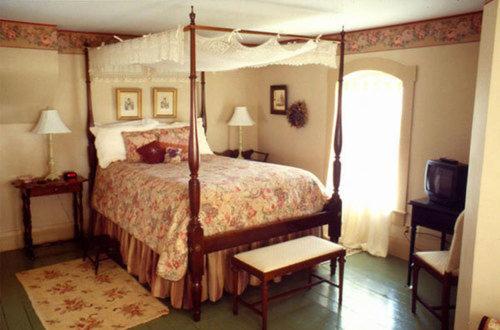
{"left": 412, "top": 211, "right": 464, "bottom": 330}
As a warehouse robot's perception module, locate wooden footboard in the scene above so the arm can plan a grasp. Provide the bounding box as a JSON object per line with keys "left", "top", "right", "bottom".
{"left": 204, "top": 210, "right": 340, "bottom": 253}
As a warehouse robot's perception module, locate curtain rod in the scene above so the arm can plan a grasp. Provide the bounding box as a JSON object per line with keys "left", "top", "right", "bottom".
{"left": 183, "top": 24, "right": 342, "bottom": 43}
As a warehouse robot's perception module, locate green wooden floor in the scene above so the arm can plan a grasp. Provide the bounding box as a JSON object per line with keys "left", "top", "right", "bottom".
{"left": 0, "top": 242, "right": 453, "bottom": 329}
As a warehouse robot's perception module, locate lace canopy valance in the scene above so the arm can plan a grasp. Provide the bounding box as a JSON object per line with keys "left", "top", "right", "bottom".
{"left": 89, "top": 27, "right": 338, "bottom": 80}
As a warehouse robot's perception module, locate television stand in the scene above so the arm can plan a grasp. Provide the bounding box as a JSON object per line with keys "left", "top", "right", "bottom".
{"left": 407, "top": 198, "right": 463, "bottom": 286}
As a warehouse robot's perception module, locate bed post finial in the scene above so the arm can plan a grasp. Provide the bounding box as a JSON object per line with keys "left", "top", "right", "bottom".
{"left": 190, "top": 6, "right": 196, "bottom": 25}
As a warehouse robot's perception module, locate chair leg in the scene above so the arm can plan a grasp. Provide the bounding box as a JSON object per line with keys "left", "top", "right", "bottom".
{"left": 232, "top": 266, "right": 239, "bottom": 315}
{"left": 261, "top": 280, "right": 269, "bottom": 330}
{"left": 441, "top": 276, "right": 451, "bottom": 330}
{"left": 338, "top": 255, "right": 345, "bottom": 306}
{"left": 412, "top": 262, "right": 420, "bottom": 313}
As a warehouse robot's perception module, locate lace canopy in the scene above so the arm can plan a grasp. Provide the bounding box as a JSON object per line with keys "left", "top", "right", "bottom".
{"left": 89, "top": 27, "right": 338, "bottom": 80}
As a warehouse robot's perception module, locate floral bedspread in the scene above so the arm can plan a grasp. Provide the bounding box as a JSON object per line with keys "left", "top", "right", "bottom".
{"left": 93, "top": 155, "right": 328, "bottom": 281}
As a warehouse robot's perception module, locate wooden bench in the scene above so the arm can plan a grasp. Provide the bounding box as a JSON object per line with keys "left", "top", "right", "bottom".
{"left": 231, "top": 236, "right": 346, "bottom": 330}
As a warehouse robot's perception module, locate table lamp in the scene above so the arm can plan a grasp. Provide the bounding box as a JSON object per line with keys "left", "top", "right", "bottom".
{"left": 32, "top": 109, "right": 71, "bottom": 180}
{"left": 228, "top": 106, "right": 255, "bottom": 158}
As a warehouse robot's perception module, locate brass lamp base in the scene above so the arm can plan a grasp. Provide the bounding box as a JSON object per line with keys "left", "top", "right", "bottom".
{"left": 45, "top": 172, "right": 59, "bottom": 181}
{"left": 44, "top": 133, "right": 59, "bottom": 181}
{"left": 237, "top": 126, "right": 244, "bottom": 159}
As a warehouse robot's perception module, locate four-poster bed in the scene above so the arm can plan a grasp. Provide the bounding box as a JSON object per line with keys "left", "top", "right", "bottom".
{"left": 84, "top": 7, "right": 345, "bottom": 322}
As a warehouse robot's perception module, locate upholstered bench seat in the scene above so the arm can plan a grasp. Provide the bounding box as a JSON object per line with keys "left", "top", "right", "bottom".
{"left": 231, "top": 236, "right": 346, "bottom": 330}
{"left": 234, "top": 236, "right": 345, "bottom": 273}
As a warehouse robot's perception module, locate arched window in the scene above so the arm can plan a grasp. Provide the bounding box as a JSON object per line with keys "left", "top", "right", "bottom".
{"left": 325, "top": 59, "right": 416, "bottom": 257}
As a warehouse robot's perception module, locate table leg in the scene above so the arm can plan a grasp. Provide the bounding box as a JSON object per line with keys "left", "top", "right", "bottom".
{"left": 21, "top": 191, "right": 34, "bottom": 260}
{"left": 407, "top": 224, "right": 417, "bottom": 286}
{"left": 72, "top": 192, "right": 80, "bottom": 240}
{"left": 440, "top": 232, "right": 446, "bottom": 250}
{"left": 78, "top": 190, "right": 84, "bottom": 247}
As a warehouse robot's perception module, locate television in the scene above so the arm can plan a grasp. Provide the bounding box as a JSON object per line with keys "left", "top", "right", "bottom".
{"left": 424, "top": 158, "right": 468, "bottom": 207}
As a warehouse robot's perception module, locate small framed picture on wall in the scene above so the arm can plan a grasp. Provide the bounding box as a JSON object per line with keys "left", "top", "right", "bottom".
{"left": 116, "top": 88, "right": 142, "bottom": 120}
{"left": 152, "top": 87, "right": 177, "bottom": 118}
{"left": 270, "top": 85, "right": 287, "bottom": 115}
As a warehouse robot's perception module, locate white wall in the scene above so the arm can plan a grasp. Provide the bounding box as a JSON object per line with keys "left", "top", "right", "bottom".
{"left": 257, "top": 65, "right": 330, "bottom": 180}
{"left": 0, "top": 49, "right": 258, "bottom": 251}
{"left": 456, "top": 1, "right": 500, "bottom": 328}
{"left": 255, "top": 43, "right": 478, "bottom": 259}
{"left": 0, "top": 51, "right": 88, "bottom": 251}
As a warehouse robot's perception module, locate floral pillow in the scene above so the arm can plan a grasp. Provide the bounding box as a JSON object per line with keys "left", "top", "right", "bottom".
{"left": 137, "top": 140, "right": 166, "bottom": 164}
{"left": 122, "top": 130, "right": 158, "bottom": 162}
{"left": 155, "top": 126, "right": 190, "bottom": 161}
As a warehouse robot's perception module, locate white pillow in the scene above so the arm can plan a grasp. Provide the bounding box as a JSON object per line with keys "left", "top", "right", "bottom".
{"left": 92, "top": 119, "right": 160, "bottom": 168}
{"left": 90, "top": 118, "right": 158, "bottom": 137}
{"left": 168, "top": 118, "right": 213, "bottom": 155}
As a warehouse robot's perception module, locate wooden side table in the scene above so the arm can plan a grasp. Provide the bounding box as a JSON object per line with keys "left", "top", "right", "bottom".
{"left": 407, "top": 198, "right": 463, "bottom": 286}
{"left": 214, "top": 149, "right": 269, "bottom": 162}
{"left": 12, "top": 176, "right": 87, "bottom": 259}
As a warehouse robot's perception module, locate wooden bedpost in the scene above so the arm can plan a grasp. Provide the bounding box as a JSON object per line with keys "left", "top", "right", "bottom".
{"left": 83, "top": 43, "right": 98, "bottom": 257}
{"left": 200, "top": 71, "right": 207, "bottom": 133}
{"left": 325, "top": 29, "right": 345, "bottom": 275}
{"left": 187, "top": 6, "right": 204, "bottom": 322}
{"left": 84, "top": 44, "right": 96, "bottom": 201}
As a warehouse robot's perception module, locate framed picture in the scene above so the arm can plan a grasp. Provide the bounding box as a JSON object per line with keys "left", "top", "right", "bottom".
{"left": 152, "top": 87, "right": 177, "bottom": 118}
{"left": 270, "top": 85, "right": 287, "bottom": 115}
{"left": 116, "top": 88, "right": 142, "bottom": 120}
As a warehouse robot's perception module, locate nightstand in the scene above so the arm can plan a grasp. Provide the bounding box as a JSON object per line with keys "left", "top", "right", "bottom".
{"left": 11, "top": 176, "right": 87, "bottom": 259}
{"left": 215, "top": 149, "right": 269, "bottom": 162}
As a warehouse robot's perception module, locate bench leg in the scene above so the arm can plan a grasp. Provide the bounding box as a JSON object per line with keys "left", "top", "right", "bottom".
{"left": 330, "top": 259, "right": 337, "bottom": 278}
{"left": 338, "top": 255, "right": 345, "bottom": 306}
{"left": 261, "top": 280, "right": 269, "bottom": 330}
{"left": 232, "top": 266, "right": 239, "bottom": 315}
{"left": 307, "top": 267, "right": 313, "bottom": 289}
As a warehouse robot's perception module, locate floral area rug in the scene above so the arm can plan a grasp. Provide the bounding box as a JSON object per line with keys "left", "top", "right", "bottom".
{"left": 16, "top": 259, "right": 169, "bottom": 329}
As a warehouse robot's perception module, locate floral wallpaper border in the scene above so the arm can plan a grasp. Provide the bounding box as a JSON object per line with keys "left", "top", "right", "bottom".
{"left": 57, "top": 30, "right": 136, "bottom": 54}
{"left": 0, "top": 20, "right": 58, "bottom": 50}
{"left": 0, "top": 20, "right": 135, "bottom": 54}
{"left": 1, "top": 11, "right": 483, "bottom": 55}
{"left": 329, "top": 11, "right": 482, "bottom": 54}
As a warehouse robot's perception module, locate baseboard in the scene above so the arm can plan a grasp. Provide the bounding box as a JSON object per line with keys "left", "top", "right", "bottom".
{"left": 389, "top": 235, "right": 410, "bottom": 260}
{"left": 0, "top": 222, "right": 75, "bottom": 252}
{"left": 388, "top": 223, "right": 444, "bottom": 261}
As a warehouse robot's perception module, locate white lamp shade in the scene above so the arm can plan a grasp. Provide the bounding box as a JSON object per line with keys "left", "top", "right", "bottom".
{"left": 228, "top": 106, "right": 255, "bottom": 126}
{"left": 32, "top": 109, "right": 71, "bottom": 134}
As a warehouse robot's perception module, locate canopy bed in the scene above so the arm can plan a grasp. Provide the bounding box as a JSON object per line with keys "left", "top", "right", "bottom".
{"left": 83, "top": 7, "right": 345, "bottom": 322}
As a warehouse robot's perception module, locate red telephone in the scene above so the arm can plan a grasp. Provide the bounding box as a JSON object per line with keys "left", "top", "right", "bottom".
{"left": 63, "top": 171, "right": 78, "bottom": 181}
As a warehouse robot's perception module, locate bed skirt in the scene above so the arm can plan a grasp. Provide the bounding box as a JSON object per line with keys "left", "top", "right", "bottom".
{"left": 94, "top": 213, "right": 321, "bottom": 309}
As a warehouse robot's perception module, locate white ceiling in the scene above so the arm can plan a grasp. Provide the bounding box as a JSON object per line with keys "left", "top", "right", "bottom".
{"left": 0, "top": 0, "right": 484, "bottom": 37}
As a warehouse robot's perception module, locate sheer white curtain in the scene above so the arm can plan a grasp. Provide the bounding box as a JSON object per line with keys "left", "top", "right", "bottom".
{"left": 327, "top": 70, "right": 403, "bottom": 257}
